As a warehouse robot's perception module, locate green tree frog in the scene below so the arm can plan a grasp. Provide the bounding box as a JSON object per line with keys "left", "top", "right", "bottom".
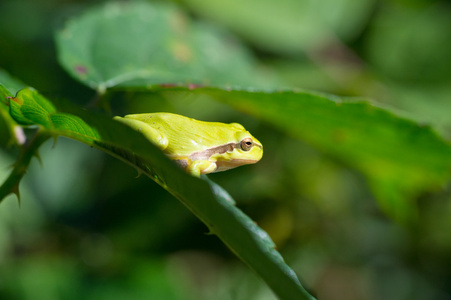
{"left": 113, "top": 113, "right": 263, "bottom": 177}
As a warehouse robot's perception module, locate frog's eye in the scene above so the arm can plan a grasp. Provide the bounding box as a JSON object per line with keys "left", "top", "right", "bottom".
{"left": 240, "top": 138, "right": 254, "bottom": 151}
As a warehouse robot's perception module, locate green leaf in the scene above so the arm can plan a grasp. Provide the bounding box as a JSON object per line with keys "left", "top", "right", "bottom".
{"left": 159, "top": 86, "right": 451, "bottom": 223}
{"left": 386, "top": 84, "right": 451, "bottom": 140}
{"left": 2, "top": 86, "right": 315, "bottom": 300}
{"left": 0, "top": 82, "right": 22, "bottom": 147}
{"left": 55, "top": 2, "right": 262, "bottom": 92}
{"left": 10, "top": 87, "right": 57, "bottom": 126}
{"left": 8, "top": 88, "right": 100, "bottom": 144}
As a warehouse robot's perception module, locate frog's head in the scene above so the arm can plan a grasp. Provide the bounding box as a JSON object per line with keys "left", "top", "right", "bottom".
{"left": 196, "top": 123, "right": 263, "bottom": 173}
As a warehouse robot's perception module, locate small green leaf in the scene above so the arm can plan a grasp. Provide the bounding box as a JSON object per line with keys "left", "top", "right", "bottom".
{"left": 10, "top": 87, "right": 57, "bottom": 127}
{"left": 49, "top": 113, "right": 100, "bottom": 143}
{"left": 8, "top": 88, "right": 101, "bottom": 143}
{"left": 0, "top": 83, "right": 21, "bottom": 147}
{"left": 56, "top": 2, "right": 261, "bottom": 92}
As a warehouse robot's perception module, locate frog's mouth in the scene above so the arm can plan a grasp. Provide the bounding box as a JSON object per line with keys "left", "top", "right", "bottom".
{"left": 215, "top": 158, "right": 259, "bottom": 172}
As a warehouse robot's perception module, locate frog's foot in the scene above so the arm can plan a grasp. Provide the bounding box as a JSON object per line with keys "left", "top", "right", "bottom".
{"left": 186, "top": 160, "right": 217, "bottom": 177}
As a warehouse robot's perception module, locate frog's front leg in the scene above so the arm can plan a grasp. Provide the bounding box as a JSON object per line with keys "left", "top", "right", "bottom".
{"left": 186, "top": 160, "right": 217, "bottom": 177}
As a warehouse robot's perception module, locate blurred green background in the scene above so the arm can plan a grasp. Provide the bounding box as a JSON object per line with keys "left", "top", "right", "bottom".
{"left": 1, "top": 0, "right": 451, "bottom": 299}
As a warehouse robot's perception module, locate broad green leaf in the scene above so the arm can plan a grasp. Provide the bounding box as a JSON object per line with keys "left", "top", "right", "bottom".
{"left": 386, "top": 84, "right": 451, "bottom": 140}
{"left": 158, "top": 87, "right": 451, "bottom": 223}
{"left": 182, "top": 0, "right": 375, "bottom": 54}
{"left": 1, "top": 86, "right": 315, "bottom": 300}
{"left": 56, "top": 2, "right": 262, "bottom": 93}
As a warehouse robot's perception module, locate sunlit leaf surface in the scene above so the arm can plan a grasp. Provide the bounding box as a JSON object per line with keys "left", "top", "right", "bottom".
{"left": 56, "top": 2, "right": 262, "bottom": 92}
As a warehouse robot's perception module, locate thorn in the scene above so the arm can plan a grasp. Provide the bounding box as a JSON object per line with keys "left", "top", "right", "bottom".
{"left": 12, "top": 185, "right": 21, "bottom": 207}
{"left": 51, "top": 135, "right": 58, "bottom": 148}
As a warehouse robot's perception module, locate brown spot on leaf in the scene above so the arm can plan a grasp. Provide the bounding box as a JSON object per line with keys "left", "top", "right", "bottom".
{"left": 188, "top": 83, "right": 203, "bottom": 90}
{"left": 10, "top": 96, "right": 23, "bottom": 105}
{"left": 75, "top": 65, "right": 88, "bottom": 74}
{"left": 160, "top": 83, "right": 179, "bottom": 88}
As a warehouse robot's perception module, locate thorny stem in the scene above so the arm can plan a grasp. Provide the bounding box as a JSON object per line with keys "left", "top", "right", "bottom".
{"left": 0, "top": 129, "right": 51, "bottom": 203}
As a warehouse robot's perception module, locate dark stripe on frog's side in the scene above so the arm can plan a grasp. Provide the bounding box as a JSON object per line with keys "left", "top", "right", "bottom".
{"left": 189, "top": 142, "right": 262, "bottom": 161}
{"left": 174, "top": 158, "right": 189, "bottom": 169}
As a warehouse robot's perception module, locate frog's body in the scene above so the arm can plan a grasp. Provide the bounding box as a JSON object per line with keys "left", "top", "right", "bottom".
{"left": 114, "top": 113, "right": 263, "bottom": 176}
